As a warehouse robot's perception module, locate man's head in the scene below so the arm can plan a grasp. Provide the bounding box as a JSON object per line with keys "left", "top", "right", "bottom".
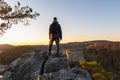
{"left": 53, "top": 17, "right": 57, "bottom": 22}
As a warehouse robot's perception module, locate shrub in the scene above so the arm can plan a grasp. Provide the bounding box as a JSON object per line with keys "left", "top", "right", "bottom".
{"left": 80, "top": 61, "right": 113, "bottom": 80}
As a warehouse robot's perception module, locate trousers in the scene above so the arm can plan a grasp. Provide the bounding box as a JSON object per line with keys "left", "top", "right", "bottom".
{"left": 49, "top": 34, "right": 60, "bottom": 55}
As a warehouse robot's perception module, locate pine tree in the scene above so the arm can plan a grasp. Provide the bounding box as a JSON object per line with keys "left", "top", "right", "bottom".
{"left": 0, "top": 0, "right": 39, "bottom": 35}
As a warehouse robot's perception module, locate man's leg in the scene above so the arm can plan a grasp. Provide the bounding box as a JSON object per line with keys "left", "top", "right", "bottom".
{"left": 49, "top": 39, "right": 54, "bottom": 56}
{"left": 55, "top": 38, "right": 60, "bottom": 55}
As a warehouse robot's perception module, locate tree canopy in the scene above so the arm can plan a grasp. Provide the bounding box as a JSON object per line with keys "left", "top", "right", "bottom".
{"left": 0, "top": 0, "right": 40, "bottom": 35}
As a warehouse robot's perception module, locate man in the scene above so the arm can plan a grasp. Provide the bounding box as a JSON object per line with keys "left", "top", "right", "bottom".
{"left": 48, "top": 17, "right": 62, "bottom": 56}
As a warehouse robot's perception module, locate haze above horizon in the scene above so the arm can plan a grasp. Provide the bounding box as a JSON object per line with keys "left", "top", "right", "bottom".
{"left": 0, "top": 0, "right": 120, "bottom": 45}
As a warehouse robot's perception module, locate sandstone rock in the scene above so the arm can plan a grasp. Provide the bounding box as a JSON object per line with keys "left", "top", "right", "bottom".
{"left": 40, "top": 67, "right": 91, "bottom": 80}
{"left": 3, "top": 51, "right": 92, "bottom": 80}
{"left": 3, "top": 51, "right": 47, "bottom": 80}
{"left": 69, "top": 51, "right": 85, "bottom": 62}
{"left": 64, "top": 50, "right": 85, "bottom": 62}
{"left": 44, "top": 55, "right": 69, "bottom": 73}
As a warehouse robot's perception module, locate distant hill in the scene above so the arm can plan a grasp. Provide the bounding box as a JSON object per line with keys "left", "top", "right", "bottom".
{"left": 32, "top": 40, "right": 120, "bottom": 51}
{"left": 0, "top": 44, "right": 14, "bottom": 51}
{"left": 61, "top": 40, "right": 120, "bottom": 49}
{"left": 0, "top": 40, "right": 119, "bottom": 51}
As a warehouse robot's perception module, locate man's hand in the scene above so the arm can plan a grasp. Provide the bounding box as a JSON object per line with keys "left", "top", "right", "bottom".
{"left": 60, "top": 38, "right": 62, "bottom": 41}
{"left": 49, "top": 33, "right": 52, "bottom": 40}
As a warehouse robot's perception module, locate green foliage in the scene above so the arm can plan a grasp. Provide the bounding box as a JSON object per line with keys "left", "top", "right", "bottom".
{"left": 80, "top": 61, "right": 113, "bottom": 80}
{"left": 0, "top": 0, "right": 12, "bottom": 14}
{"left": 0, "top": 46, "right": 39, "bottom": 65}
{"left": 83, "top": 42, "right": 120, "bottom": 80}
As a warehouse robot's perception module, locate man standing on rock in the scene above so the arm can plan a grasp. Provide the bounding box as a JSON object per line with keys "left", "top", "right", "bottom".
{"left": 48, "top": 17, "right": 62, "bottom": 56}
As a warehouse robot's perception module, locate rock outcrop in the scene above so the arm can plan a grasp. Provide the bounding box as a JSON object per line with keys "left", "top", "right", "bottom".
{"left": 3, "top": 51, "right": 92, "bottom": 80}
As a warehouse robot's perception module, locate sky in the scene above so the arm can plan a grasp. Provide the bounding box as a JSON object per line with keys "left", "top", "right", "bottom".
{"left": 0, "top": 0, "right": 120, "bottom": 45}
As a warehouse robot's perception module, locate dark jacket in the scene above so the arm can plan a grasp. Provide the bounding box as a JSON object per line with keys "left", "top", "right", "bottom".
{"left": 49, "top": 22, "right": 62, "bottom": 40}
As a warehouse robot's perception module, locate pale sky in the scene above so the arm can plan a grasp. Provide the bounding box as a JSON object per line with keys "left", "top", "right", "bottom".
{"left": 0, "top": 0, "right": 120, "bottom": 45}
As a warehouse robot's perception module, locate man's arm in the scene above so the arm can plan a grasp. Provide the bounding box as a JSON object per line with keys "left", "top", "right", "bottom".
{"left": 59, "top": 24, "right": 62, "bottom": 40}
{"left": 49, "top": 25, "right": 52, "bottom": 39}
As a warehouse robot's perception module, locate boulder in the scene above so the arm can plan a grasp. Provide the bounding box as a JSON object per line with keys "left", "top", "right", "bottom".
{"left": 41, "top": 67, "right": 91, "bottom": 80}
{"left": 3, "top": 51, "right": 47, "bottom": 80}
{"left": 44, "top": 55, "right": 69, "bottom": 73}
